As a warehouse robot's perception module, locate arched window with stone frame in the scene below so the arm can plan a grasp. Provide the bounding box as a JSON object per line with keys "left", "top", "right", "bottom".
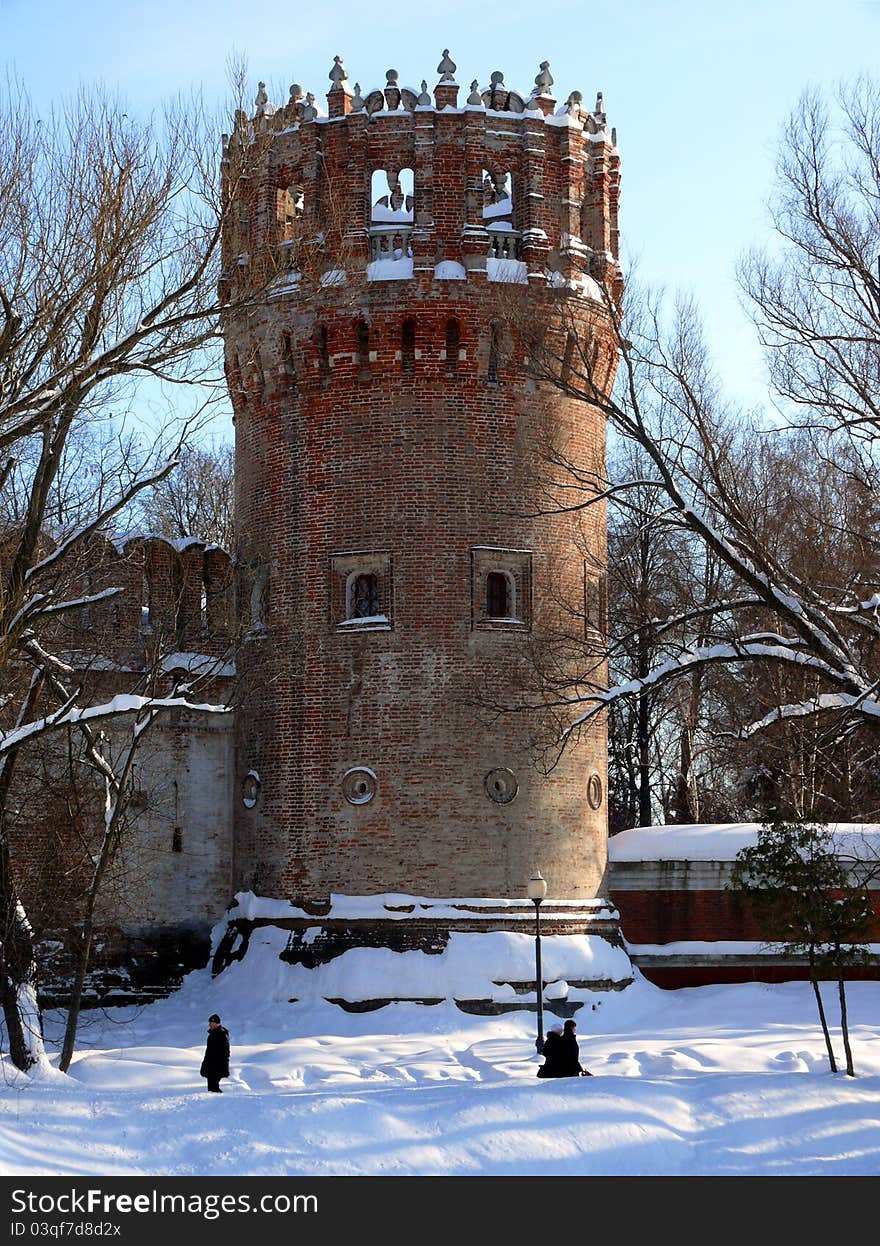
{"left": 331, "top": 551, "right": 393, "bottom": 633}
{"left": 471, "top": 546, "right": 531, "bottom": 632}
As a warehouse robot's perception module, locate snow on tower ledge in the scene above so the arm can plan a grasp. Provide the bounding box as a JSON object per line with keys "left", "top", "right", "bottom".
{"left": 210, "top": 892, "right": 633, "bottom": 1014}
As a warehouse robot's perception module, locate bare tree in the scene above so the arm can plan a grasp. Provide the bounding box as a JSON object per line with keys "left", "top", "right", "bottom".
{"left": 0, "top": 72, "right": 262, "bottom": 1071}
{"left": 55, "top": 653, "right": 230, "bottom": 1073}
{"left": 135, "top": 440, "right": 234, "bottom": 549}
{"left": 512, "top": 78, "right": 880, "bottom": 786}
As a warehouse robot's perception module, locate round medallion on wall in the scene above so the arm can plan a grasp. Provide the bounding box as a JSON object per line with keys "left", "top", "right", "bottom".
{"left": 241, "top": 770, "right": 261, "bottom": 809}
{"left": 484, "top": 767, "right": 518, "bottom": 805}
{"left": 587, "top": 770, "right": 603, "bottom": 810}
{"left": 342, "top": 766, "right": 377, "bottom": 805}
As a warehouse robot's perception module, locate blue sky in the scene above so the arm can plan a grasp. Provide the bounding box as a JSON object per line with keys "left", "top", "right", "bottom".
{"left": 2, "top": 0, "right": 878, "bottom": 431}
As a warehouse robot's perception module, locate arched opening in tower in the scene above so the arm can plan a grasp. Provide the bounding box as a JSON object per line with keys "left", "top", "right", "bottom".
{"left": 369, "top": 167, "right": 414, "bottom": 276}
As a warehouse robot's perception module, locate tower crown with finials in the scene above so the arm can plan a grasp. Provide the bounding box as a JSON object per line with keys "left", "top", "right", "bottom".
{"left": 221, "top": 52, "right": 621, "bottom": 304}
{"left": 224, "top": 52, "right": 621, "bottom": 909}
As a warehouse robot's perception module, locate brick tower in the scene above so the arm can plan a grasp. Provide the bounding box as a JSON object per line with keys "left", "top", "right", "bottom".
{"left": 222, "top": 52, "right": 621, "bottom": 909}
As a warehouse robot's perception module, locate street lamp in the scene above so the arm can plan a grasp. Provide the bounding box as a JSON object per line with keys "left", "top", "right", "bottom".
{"left": 527, "top": 870, "right": 548, "bottom": 1054}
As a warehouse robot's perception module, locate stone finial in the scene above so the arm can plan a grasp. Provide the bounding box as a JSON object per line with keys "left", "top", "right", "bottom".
{"left": 328, "top": 55, "right": 348, "bottom": 87}
{"left": 595, "top": 91, "right": 604, "bottom": 115}
{"left": 533, "top": 61, "right": 554, "bottom": 95}
{"left": 566, "top": 90, "right": 583, "bottom": 118}
{"left": 611, "top": 126, "right": 618, "bottom": 147}
{"left": 255, "top": 82, "right": 275, "bottom": 118}
{"left": 384, "top": 70, "right": 401, "bottom": 111}
{"left": 417, "top": 80, "right": 431, "bottom": 106}
{"left": 437, "top": 49, "right": 456, "bottom": 82}
{"left": 351, "top": 83, "right": 365, "bottom": 111}
{"left": 487, "top": 71, "right": 508, "bottom": 110}
{"left": 467, "top": 80, "right": 482, "bottom": 106}
{"left": 302, "top": 92, "right": 318, "bottom": 121}
{"left": 289, "top": 84, "right": 304, "bottom": 104}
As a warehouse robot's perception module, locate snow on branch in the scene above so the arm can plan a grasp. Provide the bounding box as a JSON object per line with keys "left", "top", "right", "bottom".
{"left": 0, "top": 693, "right": 230, "bottom": 758}
{"left": 741, "top": 692, "right": 880, "bottom": 738}
{"left": 560, "top": 640, "right": 863, "bottom": 742}
{"left": 38, "top": 586, "right": 123, "bottom": 616}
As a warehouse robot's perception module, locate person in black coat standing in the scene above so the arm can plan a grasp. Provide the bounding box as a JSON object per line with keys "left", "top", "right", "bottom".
{"left": 200, "top": 1014, "right": 230, "bottom": 1093}
{"left": 557, "top": 1018, "right": 591, "bottom": 1077}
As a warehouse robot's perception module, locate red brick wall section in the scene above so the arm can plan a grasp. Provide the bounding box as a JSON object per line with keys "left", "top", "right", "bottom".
{"left": 225, "top": 60, "right": 622, "bottom": 904}
{"left": 610, "top": 888, "right": 880, "bottom": 945}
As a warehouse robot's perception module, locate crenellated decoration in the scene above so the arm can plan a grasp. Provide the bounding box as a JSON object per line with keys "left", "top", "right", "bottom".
{"left": 482, "top": 70, "right": 526, "bottom": 114}
{"left": 249, "top": 54, "right": 609, "bottom": 133}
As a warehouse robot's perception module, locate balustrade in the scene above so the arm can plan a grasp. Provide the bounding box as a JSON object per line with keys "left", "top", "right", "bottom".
{"left": 487, "top": 226, "right": 521, "bottom": 260}
{"left": 368, "top": 224, "right": 414, "bottom": 263}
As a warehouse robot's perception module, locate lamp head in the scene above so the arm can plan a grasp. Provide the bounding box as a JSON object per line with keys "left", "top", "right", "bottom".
{"left": 527, "top": 870, "right": 548, "bottom": 902}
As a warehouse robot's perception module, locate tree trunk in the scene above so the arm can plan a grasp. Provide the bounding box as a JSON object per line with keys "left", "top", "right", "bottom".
{"left": 0, "top": 741, "right": 47, "bottom": 1072}
{"left": 635, "top": 609, "right": 652, "bottom": 827}
{"left": 58, "top": 719, "right": 155, "bottom": 1072}
{"left": 637, "top": 685, "right": 651, "bottom": 826}
{"left": 837, "top": 969, "right": 855, "bottom": 1077}
{"left": 0, "top": 886, "right": 46, "bottom": 1072}
{"left": 58, "top": 926, "right": 92, "bottom": 1073}
{"left": 808, "top": 945, "right": 837, "bottom": 1073}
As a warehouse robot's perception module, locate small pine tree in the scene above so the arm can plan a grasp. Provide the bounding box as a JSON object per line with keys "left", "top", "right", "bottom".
{"left": 730, "top": 818, "right": 874, "bottom": 1076}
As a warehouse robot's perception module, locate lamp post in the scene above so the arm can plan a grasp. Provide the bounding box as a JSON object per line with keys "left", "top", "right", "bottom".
{"left": 527, "top": 870, "right": 548, "bottom": 1054}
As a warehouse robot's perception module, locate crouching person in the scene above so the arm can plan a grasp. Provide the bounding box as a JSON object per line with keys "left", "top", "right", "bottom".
{"left": 537, "top": 1025, "right": 564, "bottom": 1078}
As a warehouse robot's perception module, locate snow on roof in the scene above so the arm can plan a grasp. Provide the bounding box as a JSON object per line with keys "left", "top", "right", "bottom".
{"left": 160, "top": 652, "right": 236, "bottom": 678}
{"left": 111, "top": 533, "right": 213, "bottom": 556}
{"left": 545, "top": 111, "right": 585, "bottom": 130}
{"left": 609, "top": 822, "right": 880, "bottom": 863}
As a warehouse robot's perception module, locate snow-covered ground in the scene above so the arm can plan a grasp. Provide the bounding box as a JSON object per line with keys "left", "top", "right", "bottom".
{"left": 2, "top": 951, "right": 880, "bottom": 1176}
